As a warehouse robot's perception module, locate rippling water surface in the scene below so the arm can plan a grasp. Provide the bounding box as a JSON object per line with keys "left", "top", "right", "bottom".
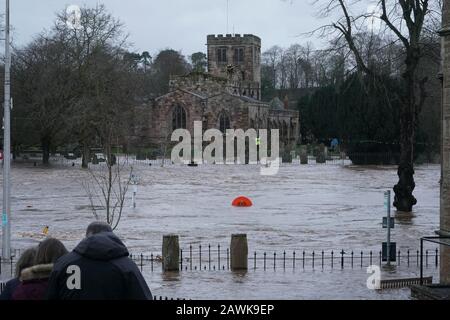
{"left": 0, "top": 162, "right": 441, "bottom": 299}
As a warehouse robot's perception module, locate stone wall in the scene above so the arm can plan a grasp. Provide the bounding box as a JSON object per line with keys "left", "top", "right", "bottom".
{"left": 150, "top": 90, "right": 205, "bottom": 146}
{"left": 441, "top": 0, "right": 450, "bottom": 285}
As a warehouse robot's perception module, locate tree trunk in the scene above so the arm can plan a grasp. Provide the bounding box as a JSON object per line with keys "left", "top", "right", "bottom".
{"left": 393, "top": 68, "right": 418, "bottom": 213}
{"left": 42, "top": 137, "right": 51, "bottom": 166}
{"left": 393, "top": 111, "right": 417, "bottom": 212}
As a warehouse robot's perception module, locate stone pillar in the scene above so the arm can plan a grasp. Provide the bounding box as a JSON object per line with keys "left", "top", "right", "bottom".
{"left": 230, "top": 234, "right": 248, "bottom": 271}
{"left": 440, "top": 1, "right": 450, "bottom": 285}
{"left": 300, "top": 146, "right": 308, "bottom": 165}
{"left": 162, "top": 234, "right": 180, "bottom": 272}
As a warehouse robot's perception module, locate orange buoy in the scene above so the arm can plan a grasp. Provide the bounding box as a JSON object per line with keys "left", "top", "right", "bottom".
{"left": 232, "top": 196, "right": 253, "bottom": 207}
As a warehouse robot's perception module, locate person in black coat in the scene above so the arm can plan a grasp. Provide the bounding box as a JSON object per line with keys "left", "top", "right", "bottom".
{"left": 46, "top": 222, "right": 152, "bottom": 300}
{"left": 0, "top": 247, "right": 37, "bottom": 300}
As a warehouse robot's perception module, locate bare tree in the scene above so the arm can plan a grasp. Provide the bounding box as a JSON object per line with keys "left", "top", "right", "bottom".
{"left": 262, "top": 46, "right": 282, "bottom": 88}
{"left": 53, "top": 5, "right": 129, "bottom": 168}
{"left": 313, "top": 0, "right": 441, "bottom": 212}
{"left": 82, "top": 160, "right": 133, "bottom": 230}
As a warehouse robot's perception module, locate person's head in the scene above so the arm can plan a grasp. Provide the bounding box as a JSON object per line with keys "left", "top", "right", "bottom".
{"left": 15, "top": 247, "right": 37, "bottom": 278}
{"left": 85, "top": 221, "right": 113, "bottom": 237}
{"left": 34, "top": 238, "right": 68, "bottom": 265}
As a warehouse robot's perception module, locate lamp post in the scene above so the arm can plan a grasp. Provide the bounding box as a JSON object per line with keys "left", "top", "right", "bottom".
{"left": 2, "top": 0, "right": 11, "bottom": 259}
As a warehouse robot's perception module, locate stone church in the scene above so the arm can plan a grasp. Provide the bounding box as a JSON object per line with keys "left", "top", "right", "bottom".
{"left": 136, "top": 34, "right": 300, "bottom": 152}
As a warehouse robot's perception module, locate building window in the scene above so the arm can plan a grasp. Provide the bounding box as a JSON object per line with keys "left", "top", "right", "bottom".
{"left": 172, "top": 105, "right": 187, "bottom": 131}
{"left": 217, "top": 47, "right": 227, "bottom": 64}
{"left": 219, "top": 112, "right": 231, "bottom": 133}
{"left": 234, "top": 47, "right": 244, "bottom": 64}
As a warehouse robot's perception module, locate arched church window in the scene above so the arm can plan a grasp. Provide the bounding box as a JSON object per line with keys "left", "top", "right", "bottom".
{"left": 172, "top": 105, "right": 187, "bottom": 131}
{"left": 219, "top": 112, "right": 231, "bottom": 134}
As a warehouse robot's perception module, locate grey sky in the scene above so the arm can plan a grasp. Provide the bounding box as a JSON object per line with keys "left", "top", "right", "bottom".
{"left": 5, "top": 0, "right": 338, "bottom": 56}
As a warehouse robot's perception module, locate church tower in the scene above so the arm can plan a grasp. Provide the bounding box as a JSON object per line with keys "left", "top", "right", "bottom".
{"left": 207, "top": 34, "right": 261, "bottom": 100}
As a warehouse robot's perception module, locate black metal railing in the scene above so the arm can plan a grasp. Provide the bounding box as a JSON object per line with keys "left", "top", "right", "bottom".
{"left": 420, "top": 236, "right": 450, "bottom": 285}
{"left": 126, "top": 245, "right": 440, "bottom": 273}
{"left": 1, "top": 245, "right": 441, "bottom": 278}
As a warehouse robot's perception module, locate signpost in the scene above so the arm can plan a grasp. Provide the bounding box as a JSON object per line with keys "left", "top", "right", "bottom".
{"left": 382, "top": 191, "right": 396, "bottom": 264}
{"left": 131, "top": 174, "right": 138, "bottom": 209}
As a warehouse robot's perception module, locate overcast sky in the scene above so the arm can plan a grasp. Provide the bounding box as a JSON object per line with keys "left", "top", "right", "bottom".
{"left": 4, "top": 0, "right": 343, "bottom": 56}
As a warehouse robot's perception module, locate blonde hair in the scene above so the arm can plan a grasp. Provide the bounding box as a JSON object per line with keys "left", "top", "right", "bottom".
{"left": 15, "top": 247, "right": 37, "bottom": 278}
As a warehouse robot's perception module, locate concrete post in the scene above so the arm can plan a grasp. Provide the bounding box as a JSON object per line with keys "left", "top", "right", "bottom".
{"left": 440, "top": 0, "right": 450, "bottom": 285}
{"left": 230, "top": 234, "right": 248, "bottom": 271}
{"left": 162, "top": 234, "right": 180, "bottom": 272}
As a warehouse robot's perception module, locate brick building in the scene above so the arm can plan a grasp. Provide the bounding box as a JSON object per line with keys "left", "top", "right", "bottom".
{"left": 137, "top": 34, "right": 300, "bottom": 154}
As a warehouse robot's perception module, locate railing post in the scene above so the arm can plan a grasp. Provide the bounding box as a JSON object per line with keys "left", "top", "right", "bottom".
{"left": 312, "top": 251, "right": 315, "bottom": 269}
{"left": 151, "top": 253, "right": 154, "bottom": 272}
{"left": 230, "top": 234, "right": 248, "bottom": 271}
{"left": 190, "top": 244, "right": 193, "bottom": 271}
{"left": 435, "top": 248, "right": 439, "bottom": 267}
{"left": 360, "top": 251, "right": 363, "bottom": 268}
{"left": 199, "top": 245, "right": 202, "bottom": 270}
{"left": 351, "top": 251, "right": 354, "bottom": 268}
{"left": 254, "top": 252, "right": 257, "bottom": 270}
{"left": 218, "top": 245, "right": 221, "bottom": 270}
{"left": 283, "top": 251, "right": 286, "bottom": 270}
{"left": 420, "top": 239, "right": 424, "bottom": 285}
{"left": 321, "top": 251, "right": 324, "bottom": 270}
{"left": 407, "top": 250, "right": 410, "bottom": 267}
{"left": 263, "top": 252, "right": 266, "bottom": 270}
{"left": 341, "top": 250, "right": 344, "bottom": 269}
{"left": 331, "top": 251, "right": 334, "bottom": 269}
{"left": 293, "top": 251, "right": 296, "bottom": 269}
{"left": 273, "top": 252, "right": 276, "bottom": 270}
{"left": 162, "top": 234, "right": 180, "bottom": 272}
{"left": 208, "top": 244, "right": 211, "bottom": 270}
{"left": 417, "top": 250, "right": 419, "bottom": 267}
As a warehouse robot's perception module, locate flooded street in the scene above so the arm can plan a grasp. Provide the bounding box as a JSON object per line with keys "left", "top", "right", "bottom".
{"left": 0, "top": 162, "right": 441, "bottom": 299}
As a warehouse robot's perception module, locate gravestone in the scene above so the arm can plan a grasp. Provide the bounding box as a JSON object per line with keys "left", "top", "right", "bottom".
{"left": 300, "top": 146, "right": 308, "bottom": 165}
{"left": 316, "top": 144, "right": 326, "bottom": 164}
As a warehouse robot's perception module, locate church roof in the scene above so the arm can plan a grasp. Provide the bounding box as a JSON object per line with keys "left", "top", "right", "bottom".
{"left": 154, "top": 88, "right": 207, "bottom": 102}
{"left": 236, "top": 95, "right": 268, "bottom": 105}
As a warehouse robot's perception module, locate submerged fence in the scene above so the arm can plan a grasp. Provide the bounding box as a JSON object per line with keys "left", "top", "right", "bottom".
{"left": 129, "top": 246, "right": 440, "bottom": 273}
{"left": 1, "top": 245, "right": 440, "bottom": 278}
